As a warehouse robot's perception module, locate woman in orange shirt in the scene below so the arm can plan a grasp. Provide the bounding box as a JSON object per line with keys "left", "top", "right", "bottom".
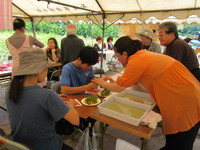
{"left": 92, "top": 36, "right": 200, "bottom": 150}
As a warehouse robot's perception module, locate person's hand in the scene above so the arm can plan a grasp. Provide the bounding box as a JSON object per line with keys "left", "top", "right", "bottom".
{"left": 64, "top": 98, "right": 76, "bottom": 107}
{"left": 103, "top": 76, "right": 115, "bottom": 83}
{"left": 91, "top": 78, "right": 105, "bottom": 86}
{"left": 51, "top": 48, "right": 56, "bottom": 53}
{"left": 44, "top": 47, "right": 50, "bottom": 53}
{"left": 87, "top": 82, "right": 98, "bottom": 90}
{"left": 58, "top": 94, "right": 68, "bottom": 101}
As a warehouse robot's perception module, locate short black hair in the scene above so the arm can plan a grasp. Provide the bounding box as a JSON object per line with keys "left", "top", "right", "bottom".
{"left": 78, "top": 46, "right": 99, "bottom": 65}
{"left": 13, "top": 18, "right": 25, "bottom": 30}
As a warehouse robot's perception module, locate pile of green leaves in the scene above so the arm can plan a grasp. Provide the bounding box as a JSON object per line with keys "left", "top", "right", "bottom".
{"left": 100, "top": 89, "right": 111, "bottom": 96}
{"left": 85, "top": 95, "right": 98, "bottom": 105}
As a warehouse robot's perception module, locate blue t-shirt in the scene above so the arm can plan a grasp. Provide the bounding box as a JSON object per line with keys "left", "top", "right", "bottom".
{"left": 5, "top": 85, "right": 69, "bottom": 150}
{"left": 60, "top": 62, "right": 94, "bottom": 87}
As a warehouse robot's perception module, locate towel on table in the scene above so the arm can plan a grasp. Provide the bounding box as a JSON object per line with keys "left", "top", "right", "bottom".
{"left": 141, "top": 110, "right": 162, "bottom": 129}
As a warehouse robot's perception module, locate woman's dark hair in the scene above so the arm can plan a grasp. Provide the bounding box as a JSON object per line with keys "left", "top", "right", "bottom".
{"left": 114, "top": 36, "right": 143, "bottom": 58}
{"left": 107, "top": 36, "right": 113, "bottom": 42}
{"left": 13, "top": 18, "right": 25, "bottom": 30}
{"left": 48, "top": 38, "right": 59, "bottom": 49}
{"left": 96, "top": 36, "right": 102, "bottom": 41}
{"left": 9, "top": 76, "right": 26, "bottom": 103}
{"left": 78, "top": 46, "right": 99, "bottom": 65}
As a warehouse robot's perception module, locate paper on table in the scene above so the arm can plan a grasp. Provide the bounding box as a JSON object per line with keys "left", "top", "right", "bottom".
{"left": 74, "top": 99, "right": 82, "bottom": 107}
{"left": 64, "top": 99, "right": 82, "bottom": 107}
{"left": 85, "top": 89, "right": 100, "bottom": 94}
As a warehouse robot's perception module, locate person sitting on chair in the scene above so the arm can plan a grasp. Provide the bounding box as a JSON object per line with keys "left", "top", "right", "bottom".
{"left": 44, "top": 38, "right": 60, "bottom": 63}
{"left": 60, "top": 46, "right": 99, "bottom": 95}
{"left": 93, "top": 36, "right": 106, "bottom": 51}
{"left": 60, "top": 46, "right": 99, "bottom": 130}
{"left": 5, "top": 48, "right": 79, "bottom": 150}
{"left": 44, "top": 38, "right": 61, "bottom": 81}
{"left": 105, "top": 36, "right": 114, "bottom": 50}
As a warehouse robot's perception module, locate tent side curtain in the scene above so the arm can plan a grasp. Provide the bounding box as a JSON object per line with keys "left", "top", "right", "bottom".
{"left": 0, "top": 0, "right": 12, "bottom": 30}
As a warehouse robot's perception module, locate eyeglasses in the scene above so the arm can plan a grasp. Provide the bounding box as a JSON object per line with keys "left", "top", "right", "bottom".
{"left": 157, "top": 34, "right": 165, "bottom": 37}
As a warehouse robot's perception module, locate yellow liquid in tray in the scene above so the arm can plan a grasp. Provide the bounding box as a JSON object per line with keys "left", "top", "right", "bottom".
{"left": 105, "top": 101, "right": 146, "bottom": 119}
{"left": 122, "top": 93, "right": 153, "bottom": 106}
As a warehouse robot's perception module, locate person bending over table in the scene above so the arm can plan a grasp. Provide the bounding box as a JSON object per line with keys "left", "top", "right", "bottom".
{"left": 5, "top": 48, "right": 79, "bottom": 150}
{"left": 92, "top": 36, "right": 200, "bottom": 150}
{"left": 60, "top": 46, "right": 99, "bottom": 95}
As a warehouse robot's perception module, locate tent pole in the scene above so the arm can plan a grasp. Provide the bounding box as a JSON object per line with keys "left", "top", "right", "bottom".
{"left": 100, "top": 13, "right": 106, "bottom": 69}
{"left": 95, "top": 0, "right": 106, "bottom": 70}
{"left": 30, "top": 17, "right": 36, "bottom": 38}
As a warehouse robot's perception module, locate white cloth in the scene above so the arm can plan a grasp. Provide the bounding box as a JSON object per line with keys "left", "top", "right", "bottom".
{"left": 141, "top": 110, "right": 162, "bottom": 129}
{"left": 115, "top": 139, "right": 140, "bottom": 150}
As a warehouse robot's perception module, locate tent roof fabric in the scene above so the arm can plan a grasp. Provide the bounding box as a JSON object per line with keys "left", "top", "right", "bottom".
{"left": 12, "top": 0, "right": 200, "bottom": 23}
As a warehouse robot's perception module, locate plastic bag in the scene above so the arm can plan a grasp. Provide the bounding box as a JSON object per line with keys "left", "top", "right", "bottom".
{"left": 75, "top": 126, "right": 98, "bottom": 150}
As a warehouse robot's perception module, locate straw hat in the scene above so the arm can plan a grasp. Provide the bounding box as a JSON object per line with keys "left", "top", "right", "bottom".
{"left": 135, "top": 28, "right": 153, "bottom": 39}
{"left": 14, "top": 48, "right": 53, "bottom": 76}
{"left": 66, "top": 23, "right": 77, "bottom": 35}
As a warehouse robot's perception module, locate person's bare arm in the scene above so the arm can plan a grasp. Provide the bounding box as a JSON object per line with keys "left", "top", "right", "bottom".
{"left": 61, "top": 82, "right": 98, "bottom": 95}
{"left": 92, "top": 77, "right": 126, "bottom": 92}
{"left": 63, "top": 99, "right": 79, "bottom": 125}
{"left": 51, "top": 49, "right": 59, "bottom": 62}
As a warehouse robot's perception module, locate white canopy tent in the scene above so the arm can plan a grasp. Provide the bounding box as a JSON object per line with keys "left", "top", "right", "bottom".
{"left": 11, "top": 0, "right": 200, "bottom": 68}
{"left": 12, "top": 0, "right": 200, "bottom": 24}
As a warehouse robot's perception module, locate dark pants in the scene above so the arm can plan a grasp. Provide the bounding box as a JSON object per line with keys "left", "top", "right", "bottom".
{"left": 190, "top": 68, "right": 200, "bottom": 82}
{"left": 160, "top": 121, "right": 200, "bottom": 150}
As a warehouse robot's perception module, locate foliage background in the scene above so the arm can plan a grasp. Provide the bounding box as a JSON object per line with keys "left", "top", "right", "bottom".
{"left": 0, "top": 21, "right": 199, "bottom": 62}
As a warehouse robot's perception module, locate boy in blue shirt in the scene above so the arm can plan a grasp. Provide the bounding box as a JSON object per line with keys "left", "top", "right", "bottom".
{"left": 61, "top": 46, "right": 99, "bottom": 94}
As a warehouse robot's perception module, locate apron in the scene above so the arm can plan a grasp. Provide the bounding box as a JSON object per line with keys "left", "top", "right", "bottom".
{"left": 6, "top": 36, "right": 30, "bottom": 75}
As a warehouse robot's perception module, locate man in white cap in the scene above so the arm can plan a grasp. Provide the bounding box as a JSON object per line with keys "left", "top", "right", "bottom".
{"left": 136, "top": 28, "right": 161, "bottom": 53}
{"left": 60, "top": 24, "right": 85, "bottom": 66}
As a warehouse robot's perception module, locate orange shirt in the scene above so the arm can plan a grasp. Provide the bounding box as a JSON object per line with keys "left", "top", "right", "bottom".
{"left": 116, "top": 50, "right": 200, "bottom": 134}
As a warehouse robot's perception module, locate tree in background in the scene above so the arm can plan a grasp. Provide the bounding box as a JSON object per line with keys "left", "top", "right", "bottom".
{"left": 178, "top": 24, "right": 200, "bottom": 38}
{"left": 1, "top": 22, "right": 199, "bottom": 62}
{"left": 26, "top": 21, "right": 119, "bottom": 39}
